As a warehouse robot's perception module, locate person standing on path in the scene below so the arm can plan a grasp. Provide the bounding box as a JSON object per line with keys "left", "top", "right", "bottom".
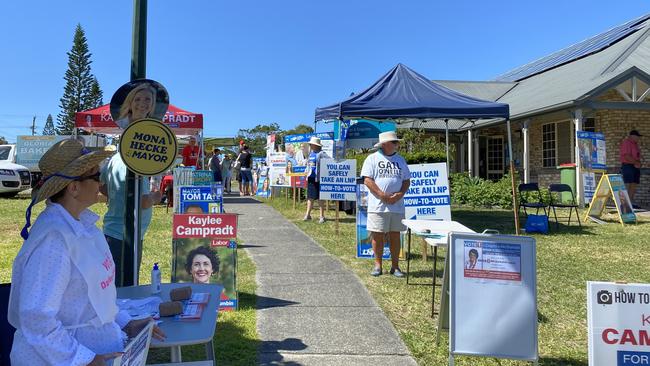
{"left": 221, "top": 154, "right": 233, "bottom": 193}
{"left": 209, "top": 147, "right": 223, "bottom": 183}
{"left": 361, "top": 131, "right": 410, "bottom": 277}
{"left": 620, "top": 129, "right": 642, "bottom": 206}
{"left": 236, "top": 145, "right": 254, "bottom": 196}
{"left": 303, "top": 137, "right": 329, "bottom": 223}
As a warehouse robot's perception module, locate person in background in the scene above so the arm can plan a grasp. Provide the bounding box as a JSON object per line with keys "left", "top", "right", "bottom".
{"left": 182, "top": 136, "right": 201, "bottom": 168}
{"left": 209, "top": 147, "right": 222, "bottom": 183}
{"left": 303, "top": 137, "right": 329, "bottom": 223}
{"left": 9, "top": 139, "right": 165, "bottom": 366}
{"left": 236, "top": 145, "right": 254, "bottom": 196}
{"left": 100, "top": 153, "right": 162, "bottom": 287}
{"left": 221, "top": 154, "right": 233, "bottom": 193}
{"left": 361, "top": 131, "right": 410, "bottom": 277}
{"left": 620, "top": 129, "right": 642, "bottom": 207}
{"left": 115, "top": 82, "right": 156, "bottom": 129}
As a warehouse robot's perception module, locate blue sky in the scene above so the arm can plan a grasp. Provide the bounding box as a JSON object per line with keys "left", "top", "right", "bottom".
{"left": 0, "top": 1, "right": 648, "bottom": 143}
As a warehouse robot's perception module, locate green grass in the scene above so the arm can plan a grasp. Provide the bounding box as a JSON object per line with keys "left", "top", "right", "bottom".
{"left": 0, "top": 195, "right": 259, "bottom": 366}
{"left": 265, "top": 193, "right": 650, "bottom": 366}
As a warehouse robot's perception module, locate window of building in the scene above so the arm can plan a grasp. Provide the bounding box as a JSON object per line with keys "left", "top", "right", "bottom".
{"left": 486, "top": 136, "right": 504, "bottom": 180}
{"left": 542, "top": 121, "right": 572, "bottom": 167}
{"left": 583, "top": 117, "right": 596, "bottom": 132}
{"left": 542, "top": 123, "right": 556, "bottom": 168}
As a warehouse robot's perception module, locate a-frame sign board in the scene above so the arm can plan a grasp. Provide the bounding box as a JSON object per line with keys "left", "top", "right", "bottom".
{"left": 584, "top": 174, "right": 636, "bottom": 226}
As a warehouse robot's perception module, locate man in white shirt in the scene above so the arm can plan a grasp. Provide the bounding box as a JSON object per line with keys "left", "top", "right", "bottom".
{"left": 360, "top": 131, "right": 410, "bottom": 277}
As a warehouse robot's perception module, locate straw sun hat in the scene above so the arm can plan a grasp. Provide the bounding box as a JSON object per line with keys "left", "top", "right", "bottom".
{"left": 21, "top": 139, "right": 115, "bottom": 239}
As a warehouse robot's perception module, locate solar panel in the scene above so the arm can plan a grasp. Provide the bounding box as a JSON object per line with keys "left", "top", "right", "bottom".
{"left": 496, "top": 14, "right": 650, "bottom": 82}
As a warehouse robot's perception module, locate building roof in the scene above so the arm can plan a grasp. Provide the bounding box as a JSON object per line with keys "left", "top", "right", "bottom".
{"left": 496, "top": 14, "right": 650, "bottom": 82}
{"left": 435, "top": 14, "right": 650, "bottom": 128}
{"left": 433, "top": 80, "right": 516, "bottom": 102}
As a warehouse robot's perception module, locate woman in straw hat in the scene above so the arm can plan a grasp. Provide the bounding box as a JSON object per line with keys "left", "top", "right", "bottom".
{"left": 8, "top": 139, "right": 165, "bottom": 365}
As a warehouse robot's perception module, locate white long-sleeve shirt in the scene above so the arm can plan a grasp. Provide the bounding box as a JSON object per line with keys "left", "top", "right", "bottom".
{"left": 9, "top": 203, "right": 131, "bottom": 366}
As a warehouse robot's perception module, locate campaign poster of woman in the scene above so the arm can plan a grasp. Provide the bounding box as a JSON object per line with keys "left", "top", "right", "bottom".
{"left": 172, "top": 238, "right": 237, "bottom": 310}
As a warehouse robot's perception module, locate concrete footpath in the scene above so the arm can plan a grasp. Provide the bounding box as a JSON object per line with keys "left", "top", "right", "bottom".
{"left": 225, "top": 196, "right": 417, "bottom": 366}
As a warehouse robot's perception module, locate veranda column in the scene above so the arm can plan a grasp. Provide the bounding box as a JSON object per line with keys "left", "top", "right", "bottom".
{"left": 522, "top": 119, "right": 530, "bottom": 183}
{"left": 467, "top": 129, "right": 473, "bottom": 176}
{"left": 573, "top": 109, "right": 583, "bottom": 205}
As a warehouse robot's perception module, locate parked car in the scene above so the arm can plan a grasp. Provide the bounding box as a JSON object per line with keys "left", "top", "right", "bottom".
{"left": 0, "top": 145, "right": 31, "bottom": 197}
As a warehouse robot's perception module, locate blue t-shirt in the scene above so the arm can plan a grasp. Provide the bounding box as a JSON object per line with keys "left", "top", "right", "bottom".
{"left": 100, "top": 154, "right": 152, "bottom": 240}
{"left": 308, "top": 151, "right": 318, "bottom": 179}
{"left": 360, "top": 150, "right": 410, "bottom": 213}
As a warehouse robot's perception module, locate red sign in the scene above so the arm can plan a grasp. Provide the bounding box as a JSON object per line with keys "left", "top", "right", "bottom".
{"left": 75, "top": 103, "right": 203, "bottom": 134}
{"left": 173, "top": 214, "right": 237, "bottom": 239}
{"left": 291, "top": 175, "right": 307, "bottom": 188}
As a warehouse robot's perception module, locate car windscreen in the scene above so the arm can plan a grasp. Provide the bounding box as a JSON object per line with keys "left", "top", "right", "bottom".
{"left": 0, "top": 147, "right": 10, "bottom": 161}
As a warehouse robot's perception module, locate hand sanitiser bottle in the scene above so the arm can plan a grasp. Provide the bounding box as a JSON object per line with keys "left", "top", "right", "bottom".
{"left": 151, "top": 263, "right": 161, "bottom": 294}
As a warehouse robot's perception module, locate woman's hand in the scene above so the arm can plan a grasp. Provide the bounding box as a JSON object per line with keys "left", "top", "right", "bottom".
{"left": 87, "top": 352, "right": 124, "bottom": 365}
{"left": 123, "top": 317, "right": 167, "bottom": 341}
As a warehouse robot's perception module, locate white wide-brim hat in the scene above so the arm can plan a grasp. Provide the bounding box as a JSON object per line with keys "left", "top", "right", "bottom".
{"left": 308, "top": 136, "right": 322, "bottom": 147}
{"left": 374, "top": 131, "right": 402, "bottom": 148}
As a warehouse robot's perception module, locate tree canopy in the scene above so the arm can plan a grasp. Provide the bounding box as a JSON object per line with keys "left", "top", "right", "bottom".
{"left": 57, "top": 24, "right": 103, "bottom": 135}
{"left": 42, "top": 114, "right": 56, "bottom": 135}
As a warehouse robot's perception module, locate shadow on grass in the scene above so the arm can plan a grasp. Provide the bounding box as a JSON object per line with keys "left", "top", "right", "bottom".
{"left": 259, "top": 337, "right": 308, "bottom": 366}
{"left": 538, "top": 310, "right": 549, "bottom": 324}
{"left": 545, "top": 223, "right": 596, "bottom": 235}
{"left": 406, "top": 269, "right": 444, "bottom": 281}
{"left": 333, "top": 217, "right": 356, "bottom": 224}
{"left": 1, "top": 194, "right": 30, "bottom": 200}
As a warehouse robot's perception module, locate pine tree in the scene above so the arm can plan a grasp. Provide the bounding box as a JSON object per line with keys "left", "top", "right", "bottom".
{"left": 88, "top": 76, "right": 103, "bottom": 108}
{"left": 42, "top": 114, "right": 56, "bottom": 135}
{"left": 57, "top": 24, "right": 101, "bottom": 135}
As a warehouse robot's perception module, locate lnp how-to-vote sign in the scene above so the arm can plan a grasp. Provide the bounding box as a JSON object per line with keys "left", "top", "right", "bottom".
{"left": 319, "top": 158, "right": 357, "bottom": 201}
{"left": 404, "top": 163, "right": 451, "bottom": 220}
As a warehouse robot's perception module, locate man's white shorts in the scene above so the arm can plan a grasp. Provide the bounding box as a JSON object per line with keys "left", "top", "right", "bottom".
{"left": 367, "top": 212, "right": 405, "bottom": 233}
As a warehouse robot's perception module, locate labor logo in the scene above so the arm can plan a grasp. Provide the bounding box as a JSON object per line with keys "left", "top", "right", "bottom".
{"left": 119, "top": 118, "right": 177, "bottom": 176}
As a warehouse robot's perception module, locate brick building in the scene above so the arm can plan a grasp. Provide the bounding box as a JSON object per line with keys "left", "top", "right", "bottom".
{"left": 408, "top": 14, "right": 650, "bottom": 207}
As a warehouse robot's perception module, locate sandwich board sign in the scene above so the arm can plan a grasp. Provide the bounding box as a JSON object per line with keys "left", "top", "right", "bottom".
{"left": 587, "top": 282, "right": 650, "bottom": 366}
{"left": 442, "top": 232, "right": 538, "bottom": 365}
{"left": 585, "top": 174, "right": 636, "bottom": 225}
